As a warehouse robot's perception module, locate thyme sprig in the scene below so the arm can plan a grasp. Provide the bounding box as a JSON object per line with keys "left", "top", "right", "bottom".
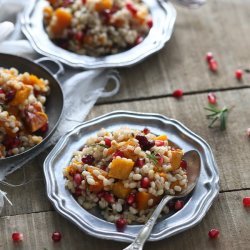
{"left": 146, "top": 152, "right": 158, "bottom": 165}
{"left": 204, "top": 105, "right": 229, "bottom": 130}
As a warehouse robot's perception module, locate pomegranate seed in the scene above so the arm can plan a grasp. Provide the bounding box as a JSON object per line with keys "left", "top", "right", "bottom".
{"left": 174, "top": 200, "right": 184, "bottom": 210}
{"left": 82, "top": 0, "right": 86, "bottom": 4}
{"left": 103, "top": 192, "right": 114, "bottom": 203}
{"left": 126, "top": 2, "right": 137, "bottom": 15}
{"left": 127, "top": 193, "right": 136, "bottom": 205}
{"left": 235, "top": 69, "right": 243, "bottom": 80}
{"left": 207, "top": 92, "right": 217, "bottom": 105}
{"left": 147, "top": 18, "right": 153, "bottom": 28}
{"left": 113, "top": 150, "right": 124, "bottom": 158}
{"left": 75, "top": 31, "right": 84, "bottom": 42}
{"left": 155, "top": 140, "right": 164, "bottom": 146}
{"left": 116, "top": 218, "right": 127, "bottom": 232}
{"left": 209, "top": 59, "right": 218, "bottom": 72}
{"left": 12, "top": 232, "right": 23, "bottom": 242}
{"left": 141, "top": 177, "right": 150, "bottom": 188}
{"left": 172, "top": 89, "right": 183, "bottom": 99}
{"left": 135, "top": 36, "right": 143, "bottom": 45}
{"left": 82, "top": 155, "right": 95, "bottom": 165}
{"left": 39, "top": 122, "right": 49, "bottom": 133}
{"left": 74, "top": 188, "right": 83, "bottom": 197}
{"left": 135, "top": 158, "right": 145, "bottom": 167}
{"left": 97, "top": 191, "right": 105, "bottom": 199}
{"left": 142, "top": 128, "right": 150, "bottom": 134}
{"left": 180, "top": 160, "right": 187, "bottom": 169}
{"left": 156, "top": 154, "right": 164, "bottom": 165}
{"left": 205, "top": 52, "right": 213, "bottom": 63}
{"left": 3, "top": 136, "right": 21, "bottom": 150}
{"left": 243, "top": 197, "right": 250, "bottom": 207}
{"left": 0, "top": 88, "right": 5, "bottom": 94}
{"left": 74, "top": 173, "right": 82, "bottom": 186}
{"left": 135, "top": 135, "right": 155, "bottom": 151}
{"left": 208, "top": 229, "right": 220, "bottom": 239}
{"left": 5, "top": 90, "right": 16, "bottom": 102}
{"left": 52, "top": 232, "right": 62, "bottom": 242}
{"left": 104, "top": 138, "right": 112, "bottom": 147}
{"left": 100, "top": 165, "right": 108, "bottom": 171}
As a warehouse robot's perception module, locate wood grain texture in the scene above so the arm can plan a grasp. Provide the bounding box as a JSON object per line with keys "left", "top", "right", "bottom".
{"left": 1, "top": 190, "right": 249, "bottom": 250}
{"left": 1, "top": 89, "right": 250, "bottom": 218}
{"left": 100, "top": 0, "right": 250, "bottom": 103}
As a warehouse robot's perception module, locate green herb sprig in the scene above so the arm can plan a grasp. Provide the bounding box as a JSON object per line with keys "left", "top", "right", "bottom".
{"left": 146, "top": 152, "right": 158, "bottom": 165}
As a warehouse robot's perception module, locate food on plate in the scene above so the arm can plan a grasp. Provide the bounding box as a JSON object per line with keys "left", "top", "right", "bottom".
{"left": 43, "top": 0, "right": 153, "bottom": 56}
{"left": 0, "top": 67, "right": 50, "bottom": 158}
{"left": 63, "top": 127, "right": 188, "bottom": 225}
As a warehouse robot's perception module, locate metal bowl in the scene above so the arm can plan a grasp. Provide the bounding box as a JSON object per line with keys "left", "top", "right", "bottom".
{"left": 44, "top": 111, "right": 219, "bottom": 242}
{"left": 21, "top": 0, "right": 176, "bottom": 69}
{"left": 0, "top": 53, "right": 64, "bottom": 166}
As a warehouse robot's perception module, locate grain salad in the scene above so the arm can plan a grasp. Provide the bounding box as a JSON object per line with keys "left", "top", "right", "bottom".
{"left": 43, "top": 0, "right": 153, "bottom": 56}
{"left": 0, "top": 67, "right": 50, "bottom": 158}
{"left": 64, "top": 127, "right": 188, "bottom": 228}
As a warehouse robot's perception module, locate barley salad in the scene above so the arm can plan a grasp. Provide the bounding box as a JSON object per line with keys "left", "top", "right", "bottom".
{"left": 43, "top": 0, "right": 153, "bottom": 57}
{"left": 0, "top": 67, "right": 50, "bottom": 158}
{"left": 64, "top": 127, "right": 188, "bottom": 229}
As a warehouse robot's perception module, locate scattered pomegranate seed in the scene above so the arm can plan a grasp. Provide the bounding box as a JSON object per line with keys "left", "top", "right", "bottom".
{"left": 127, "top": 193, "right": 136, "bottom": 205}
{"left": 97, "top": 191, "right": 105, "bottom": 199}
{"left": 3, "top": 136, "right": 21, "bottom": 150}
{"left": 142, "top": 128, "right": 150, "bottom": 134}
{"left": 74, "top": 173, "right": 83, "bottom": 186}
{"left": 180, "top": 160, "right": 187, "bottom": 169}
{"left": 141, "top": 177, "right": 150, "bottom": 188}
{"left": 242, "top": 197, "right": 250, "bottom": 207}
{"left": 235, "top": 69, "right": 243, "bottom": 81}
{"left": 208, "top": 229, "right": 220, "bottom": 239}
{"left": 0, "top": 88, "right": 5, "bottom": 94}
{"left": 12, "top": 232, "right": 23, "bottom": 242}
{"left": 172, "top": 89, "right": 183, "bottom": 99}
{"left": 205, "top": 52, "right": 213, "bottom": 63}
{"left": 207, "top": 92, "right": 217, "bottom": 105}
{"left": 52, "top": 232, "right": 62, "bottom": 242}
{"left": 156, "top": 154, "right": 164, "bottom": 165}
{"left": 116, "top": 218, "right": 127, "bottom": 232}
{"left": 174, "top": 200, "right": 184, "bottom": 210}
{"left": 104, "top": 138, "right": 112, "bottom": 147}
{"left": 5, "top": 90, "right": 16, "bottom": 102}
{"left": 126, "top": 2, "right": 137, "bottom": 15}
{"left": 103, "top": 192, "right": 115, "bottom": 203}
{"left": 39, "top": 122, "right": 49, "bottom": 133}
{"left": 135, "top": 158, "right": 145, "bottom": 167}
{"left": 209, "top": 59, "right": 218, "bottom": 72}
{"left": 155, "top": 140, "right": 165, "bottom": 146}
{"left": 81, "top": 0, "right": 86, "bottom": 4}
{"left": 113, "top": 150, "right": 125, "bottom": 158}
{"left": 246, "top": 128, "right": 250, "bottom": 137}
{"left": 82, "top": 155, "right": 95, "bottom": 165}
{"left": 147, "top": 18, "right": 153, "bottom": 28}
{"left": 135, "top": 135, "right": 155, "bottom": 151}
{"left": 135, "top": 36, "right": 143, "bottom": 45}
{"left": 75, "top": 31, "right": 84, "bottom": 42}
{"left": 74, "top": 188, "right": 83, "bottom": 197}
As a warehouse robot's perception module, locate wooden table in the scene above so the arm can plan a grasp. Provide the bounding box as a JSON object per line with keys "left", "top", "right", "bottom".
{"left": 1, "top": 0, "right": 250, "bottom": 249}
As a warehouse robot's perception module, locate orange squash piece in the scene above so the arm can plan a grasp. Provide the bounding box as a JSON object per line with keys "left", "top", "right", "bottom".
{"left": 88, "top": 179, "right": 104, "bottom": 193}
{"left": 170, "top": 149, "right": 184, "bottom": 170}
{"left": 154, "top": 135, "right": 167, "bottom": 141}
{"left": 95, "top": 0, "right": 113, "bottom": 12}
{"left": 108, "top": 158, "right": 134, "bottom": 180}
{"left": 10, "top": 86, "right": 31, "bottom": 106}
{"left": 51, "top": 8, "right": 72, "bottom": 36}
{"left": 136, "top": 192, "right": 161, "bottom": 210}
{"left": 24, "top": 75, "right": 46, "bottom": 91}
{"left": 112, "top": 181, "right": 131, "bottom": 199}
{"left": 26, "top": 111, "right": 48, "bottom": 132}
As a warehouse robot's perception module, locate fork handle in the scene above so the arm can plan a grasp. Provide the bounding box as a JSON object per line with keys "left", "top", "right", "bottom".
{"left": 123, "top": 196, "right": 174, "bottom": 250}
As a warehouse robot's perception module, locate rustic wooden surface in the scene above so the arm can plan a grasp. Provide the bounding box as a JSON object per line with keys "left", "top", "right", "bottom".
{"left": 1, "top": 0, "right": 250, "bottom": 249}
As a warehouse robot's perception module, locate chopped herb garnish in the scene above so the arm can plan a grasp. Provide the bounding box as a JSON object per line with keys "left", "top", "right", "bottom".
{"left": 98, "top": 143, "right": 108, "bottom": 148}
{"left": 146, "top": 152, "right": 158, "bottom": 165}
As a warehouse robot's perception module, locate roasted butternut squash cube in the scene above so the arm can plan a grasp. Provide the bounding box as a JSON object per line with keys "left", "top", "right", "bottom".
{"left": 136, "top": 192, "right": 161, "bottom": 210}
{"left": 154, "top": 134, "right": 168, "bottom": 141}
{"left": 170, "top": 149, "right": 184, "bottom": 170}
{"left": 10, "top": 86, "right": 31, "bottom": 106}
{"left": 108, "top": 158, "right": 134, "bottom": 180}
{"left": 112, "top": 181, "right": 131, "bottom": 199}
{"left": 26, "top": 111, "right": 48, "bottom": 132}
{"left": 95, "top": 0, "right": 113, "bottom": 11}
{"left": 88, "top": 179, "right": 104, "bottom": 193}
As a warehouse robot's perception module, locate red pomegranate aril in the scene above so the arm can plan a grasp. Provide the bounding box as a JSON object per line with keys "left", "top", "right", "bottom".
{"left": 147, "top": 18, "right": 153, "bottom": 28}
{"left": 82, "top": 155, "right": 95, "bottom": 164}
{"left": 142, "top": 128, "right": 150, "bottom": 134}
{"left": 174, "top": 200, "right": 184, "bottom": 210}
{"left": 113, "top": 150, "right": 124, "bottom": 158}
{"left": 75, "top": 31, "right": 84, "bottom": 42}
{"left": 243, "top": 197, "right": 250, "bottom": 207}
{"left": 155, "top": 140, "right": 164, "bottom": 146}
{"left": 0, "top": 88, "right": 5, "bottom": 94}
{"left": 39, "top": 122, "right": 49, "bottom": 133}
{"left": 209, "top": 59, "right": 218, "bottom": 72}
{"left": 127, "top": 193, "right": 136, "bottom": 205}
{"left": 12, "top": 232, "right": 23, "bottom": 242}
{"left": 126, "top": 2, "right": 137, "bottom": 15}
{"left": 3, "top": 136, "right": 21, "bottom": 150}
{"left": 104, "top": 192, "right": 114, "bottom": 203}
{"left": 141, "top": 177, "right": 150, "bottom": 188}
{"left": 156, "top": 154, "right": 164, "bottom": 165}
{"left": 104, "top": 138, "right": 112, "bottom": 147}
{"left": 116, "top": 218, "right": 127, "bottom": 232}
{"left": 5, "top": 90, "right": 16, "bottom": 102}
{"left": 135, "top": 158, "right": 145, "bottom": 167}
{"left": 97, "top": 191, "right": 105, "bottom": 199}
{"left": 207, "top": 92, "right": 217, "bottom": 105}
{"left": 235, "top": 69, "right": 243, "bottom": 80}
{"left": 52, "top": 232, "right": 62, "bottom": 242}
{"left": 81, "top": 0, "right": 86, "bottom": 4}
{"left": 206, "top": 52, "right": 213, "bottom": 63}
{"left": 172, "top": 89, "right": 183, "bottom": 99}
{"left": 74, "top": 173, "right": 83, "bottom": 186}
{"left": 74, "top": 188, "right": 82, "bottom": 197}
{"left": 180, "top": 160, "right": 187, "bottom": 170}
{"left": 208, "top": 229, "right": 220, "bottom": 239}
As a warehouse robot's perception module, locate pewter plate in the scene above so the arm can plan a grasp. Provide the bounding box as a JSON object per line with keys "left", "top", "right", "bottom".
{"left": 44, "top": 111, "right": 219, "bottom": 242}
{"left": 21, "top": 0, "right": 176, "bottom": 69}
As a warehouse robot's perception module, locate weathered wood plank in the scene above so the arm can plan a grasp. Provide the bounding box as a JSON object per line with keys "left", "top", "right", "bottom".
{"left": 101, "top": 0, "right": 250, "bottom": 102}
{"left": 0, "top": 190, "right": 249, "bottom": 250}
{"left": 1, "top": 89, "right": 249, "bottom": 217}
